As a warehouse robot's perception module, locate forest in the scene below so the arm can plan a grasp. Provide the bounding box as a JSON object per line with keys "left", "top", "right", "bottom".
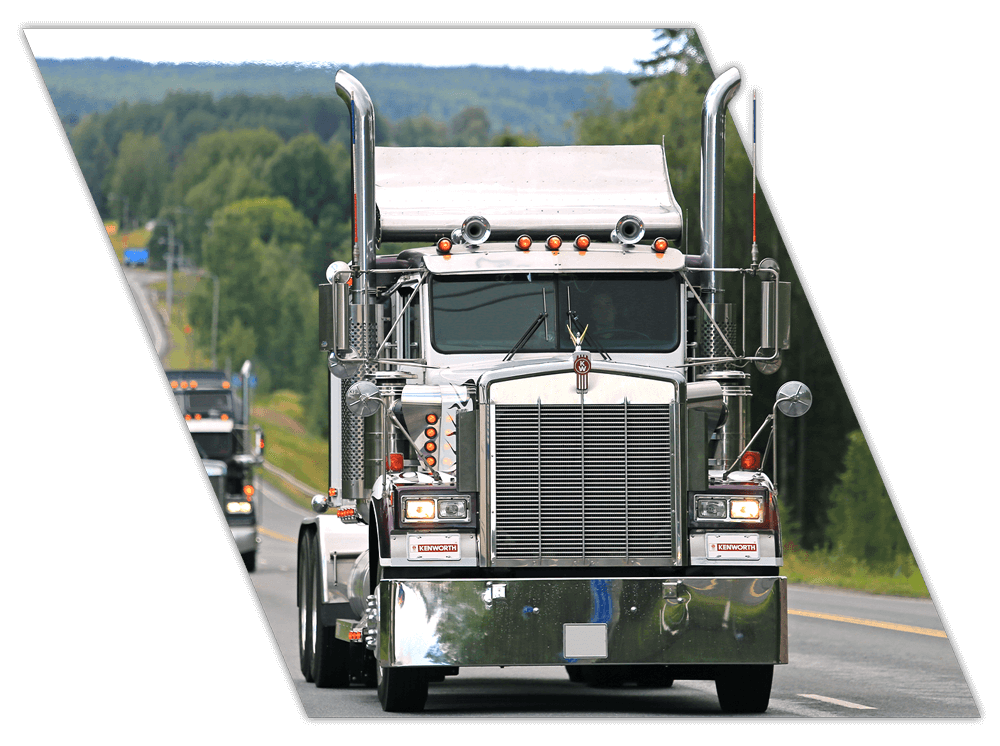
{"left": 39, "top": 29, "right": 910, "bottom": 568}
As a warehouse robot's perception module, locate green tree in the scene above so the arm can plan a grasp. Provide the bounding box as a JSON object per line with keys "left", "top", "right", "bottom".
{"left": 391, "top": 114, "right": 450, "bottom": 147}
{"left": 164, "top": 127, "right": 283, "bottom": 261}
{"left": 450, "top": 107, "right": 491, "bottom": 146}
{"left": 106, "top": 131, "right": 171, "bottom": 225}
{"left": 491, "top": 129, "right": 540, "bottom": 147}
{"left": 826, "top": 430, "right": 911, "bottom": 565}
{"left": 264, "top": 133, "right": 341, "bottom": 226}
{"left": 636, "top": 29, "right": 714, "bottom": 89}
{"left": 188, "top": 196, "right": 321, "bottom": 393}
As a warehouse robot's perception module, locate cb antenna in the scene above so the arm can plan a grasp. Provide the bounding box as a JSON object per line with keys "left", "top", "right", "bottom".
{"left": 751, "top": 89, "right": 759, "bottom": 267}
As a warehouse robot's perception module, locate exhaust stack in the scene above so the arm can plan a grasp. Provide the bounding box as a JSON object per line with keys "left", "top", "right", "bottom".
{"left": 336, "top": 70, "right": 377, "bottom": 300}
{"left": 335, "top": 70, "right": 379, "bottom": 505}
{"left": 699, "top": 67, "right": 741, "bottom": 299}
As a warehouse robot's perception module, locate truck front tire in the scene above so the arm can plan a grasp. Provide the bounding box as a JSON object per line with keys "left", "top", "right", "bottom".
{"left": 715, "top": 664, "right": 773, "bottom": 714}
{"left": 377, "top": 665, "right": 428, "bottom": 712}
{"left": 298, "top": 531, "right": 315, "bottom": 681}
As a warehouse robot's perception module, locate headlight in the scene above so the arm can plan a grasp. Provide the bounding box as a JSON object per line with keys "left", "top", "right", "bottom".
{"left": 730, "top": 499, "right": 762, "bottom": 520}
{"left": 696, "top": 498, "right": 728, "bottom": 519}
{"left": 404, "top": 499, "right": 436, "bottom": 520}
{"left": 401, "top": 496, "right": 472, "bottom": 523}
{"left": 437, "top": 499, "right": 468, "bottom": 520}
{"left": 226, "top": 501, "right": 252, "bottom": 514}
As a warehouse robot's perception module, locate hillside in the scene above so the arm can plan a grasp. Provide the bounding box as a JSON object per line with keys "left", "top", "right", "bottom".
{"left": 35, "top": 58, "right": 637, "bottom": 145}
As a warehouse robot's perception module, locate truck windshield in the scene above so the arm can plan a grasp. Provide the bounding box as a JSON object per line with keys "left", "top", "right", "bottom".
{"left": 175, "top": 391, "right": 235, "bottom": 416}
{"left": 430, "top": 272, "right": 680, "bottom": 354}
{"left": 192, "top": 432, "right": 233, "bottom": 460}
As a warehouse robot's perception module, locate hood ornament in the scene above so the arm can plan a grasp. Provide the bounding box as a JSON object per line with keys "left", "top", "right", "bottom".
{"left": 568, "top": 324, "right": 591, "bottom": 393}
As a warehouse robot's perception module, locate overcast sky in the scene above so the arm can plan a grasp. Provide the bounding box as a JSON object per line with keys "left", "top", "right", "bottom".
{"left": 24, "top": 27, "right": 662, "bottom": 74}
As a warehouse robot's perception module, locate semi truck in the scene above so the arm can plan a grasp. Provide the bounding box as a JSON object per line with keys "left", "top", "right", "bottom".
{"left": 297, "top": 68, "right": 812, "bottom": 714}
{"left": 169, "top": 363, "right": 265, "bottom": 571}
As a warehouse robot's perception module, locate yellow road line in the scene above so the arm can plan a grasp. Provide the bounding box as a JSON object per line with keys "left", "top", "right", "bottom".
{"left": 259, "top": 526, "right": 296, "bottom": 543}
{"left": 789, "top": 608, "right": 947, "bottom": 638}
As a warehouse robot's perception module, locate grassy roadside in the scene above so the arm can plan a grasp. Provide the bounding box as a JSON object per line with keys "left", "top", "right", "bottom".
{"left": 147, "top": 266, "right": 930, "bottom": 598}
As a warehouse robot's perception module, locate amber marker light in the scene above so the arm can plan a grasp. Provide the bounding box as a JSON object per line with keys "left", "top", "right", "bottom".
{"left": 243, "top": 484, "right": 255, "bottom": 498}
{"left": 222, "top": 381, "right": 231, "bottom": 389}
{"left": 574, "top": 235, "right": 591, "bottom": 250}
{"left": 184, "top": 414, "right": 192, "bottom": 420}
{"left": 740, "top": 451, "right": 762, "bottom": 471}
{"left": 220, "top": 414, "right": 229, "bottom": 421}
{"left": 387, "top": 453, "right": 405, "bottom": 472}
{"left": 516, "top": 234, "right": 532, "bottom": 250}
{"left": 190, "top": 380, "right": 198, "bottom": 389}
{"left": 170, "top": 381, "right": 178, "bottom": 389}
{"left": 194, "top": 413, "right": 202, "bottom": 420}
{"left": 425, "top": 455, "right": 437, "bottom": 467}
{"left": 426, "top": 413, "right": 439, "bottom": 425}
{"left": 437, "top": 238, "right": 452, "bottom": 254}
{"left": 652, "top": 237, "right": 669, "bottom": 253}
{"left": 425, "top": 426, "right": 438, "bottom": 439}
{"left": 546, "top": 235, "right": 562, "bottom": 251}
{"left": 424, "top": 441, "right": 437, "bottom": 453}
{"left": 180, "top": 381, "right": 189, "bottom": 389}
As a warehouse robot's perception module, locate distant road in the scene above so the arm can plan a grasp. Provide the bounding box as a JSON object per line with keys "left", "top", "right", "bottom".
{"left": 123, "top": 266, "right": 169, "bottom": 361}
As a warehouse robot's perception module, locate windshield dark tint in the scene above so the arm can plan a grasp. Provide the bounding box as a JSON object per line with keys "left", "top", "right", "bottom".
{"left": 175, "top": 391, "right": 235, "bottom": 416}
{"left": 193, "top": 432, "right": 234, "bottom": 460}
{"left": 430, "top": 273, "right": 680, "bottom": 354}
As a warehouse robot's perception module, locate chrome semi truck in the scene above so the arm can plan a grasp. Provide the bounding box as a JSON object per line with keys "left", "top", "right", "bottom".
{"left": 297, "top": 69, "right": 812, "bottom": 713}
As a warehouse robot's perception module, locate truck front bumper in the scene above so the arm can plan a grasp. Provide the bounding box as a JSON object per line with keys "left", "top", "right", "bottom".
{"left": 230, "top": 525, "right": 258, "bottom": 554}
{"left": 378, "top": 575, "right": 787, "bottom": 668}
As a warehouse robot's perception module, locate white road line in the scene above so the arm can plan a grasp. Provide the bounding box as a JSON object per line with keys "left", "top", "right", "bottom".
{"left": 798, "top": 693, "right": 876, "bottom": 710}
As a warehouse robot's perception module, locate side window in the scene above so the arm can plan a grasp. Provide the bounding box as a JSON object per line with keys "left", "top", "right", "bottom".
{"left": 404, "top": 285, "right": 421, "bottom": 359}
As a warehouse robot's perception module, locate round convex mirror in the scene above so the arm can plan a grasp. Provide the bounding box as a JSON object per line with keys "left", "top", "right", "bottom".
{"left": 775, "top": 381, "right": 812, "bottom": 418}
{"left": 345, "top": 380, "right": 382, "bottom": 417}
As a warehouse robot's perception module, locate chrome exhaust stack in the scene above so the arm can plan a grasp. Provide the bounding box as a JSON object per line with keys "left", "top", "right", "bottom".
{"left": 696, "top": 68, "right": 748, "bottom": 470}
{"left": 336, "top": 69, "right": 378, "bottom": 303}
{"left": 335, "top": 70, "right": 379, "bottom": 505}
{"left": 699, "top": 66, "right": 741, "bottom": 299}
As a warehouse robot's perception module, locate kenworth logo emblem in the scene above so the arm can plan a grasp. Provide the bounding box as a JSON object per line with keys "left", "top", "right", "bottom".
{"left": 574, "top": 351, "right": 592, "bottom": 392}
{"left": 568, "top": 324, "right": 591, "bottom": 393}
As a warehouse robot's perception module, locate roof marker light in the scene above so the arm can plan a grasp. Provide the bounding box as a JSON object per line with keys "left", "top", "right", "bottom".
{"left": 575, "top": 235, "right": 591, "bottom": 250}
{"left": 652, "top": 237, "right": 669, "bottom": 254}
{"left": 437, "top": 238, "right": 452, "bottom": 254}
{"left": 546, "top": 235, "right": 562, "bottom": 251}
{"left": 516, "top": 235, "right": 532, "bottom": 250}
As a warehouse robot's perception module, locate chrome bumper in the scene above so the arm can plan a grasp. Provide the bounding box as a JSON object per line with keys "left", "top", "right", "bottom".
{"left": 230, "top": 525, "right": 258, "bottom": 554}
{"left": 378, "top": 576, "right": 787, "bottom": 667}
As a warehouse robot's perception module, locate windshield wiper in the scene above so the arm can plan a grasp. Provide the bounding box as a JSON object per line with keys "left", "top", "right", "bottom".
{"left": 504, "top": 289, "right": 549, "bottom": 361}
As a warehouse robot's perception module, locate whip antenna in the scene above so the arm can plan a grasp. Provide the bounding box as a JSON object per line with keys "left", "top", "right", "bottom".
{"left": 751, "top": 89, "right": 758, "bottom": 267}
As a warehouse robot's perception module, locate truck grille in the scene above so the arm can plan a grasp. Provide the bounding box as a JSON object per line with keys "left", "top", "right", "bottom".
{"left": 492, "top": 402, "right": 674, "bottom": 563}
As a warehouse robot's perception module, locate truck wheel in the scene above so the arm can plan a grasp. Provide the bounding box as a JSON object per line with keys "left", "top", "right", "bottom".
{"left": 377, "top": 664, "right": 428, "bottom": 712}
{"left": 242, "top": 551, "right": 257, "bottom": 573}
{"left": 297, "top": 531, "right": 315, "bottom": 681}
{"left": 311, "top": 547, "right": 350, "bottom": 688}
{"left": 715, "top": 664, "right": 773, "bottom": 714}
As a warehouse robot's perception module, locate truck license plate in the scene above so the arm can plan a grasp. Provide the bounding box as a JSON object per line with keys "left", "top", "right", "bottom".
{"left": 706, "top": 533, "right": 760, "bottom": 560}
{"left": 407, "top": 534, "right": 461, "bottom": 560}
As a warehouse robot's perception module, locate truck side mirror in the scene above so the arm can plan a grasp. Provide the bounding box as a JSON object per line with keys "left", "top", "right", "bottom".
{"left": 757, "top": 258, "right": 791, "bottom": 374}
{"left": 320, "top": 262, "right": 361, "bottom": 378}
